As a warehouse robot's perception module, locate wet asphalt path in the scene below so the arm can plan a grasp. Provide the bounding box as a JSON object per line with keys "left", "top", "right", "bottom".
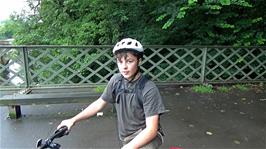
{"left": 1, "top": 86, "right": 266, "bottom": 149}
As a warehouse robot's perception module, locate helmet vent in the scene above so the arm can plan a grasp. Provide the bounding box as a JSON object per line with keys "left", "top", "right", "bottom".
{"left": 112, "top": 38, "right": 143, "bottom": 54}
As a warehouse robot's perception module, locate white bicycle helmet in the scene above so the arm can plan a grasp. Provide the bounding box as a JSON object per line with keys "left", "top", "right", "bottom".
{"left": 113, "top": 38, "right": 144, "bottom": 54}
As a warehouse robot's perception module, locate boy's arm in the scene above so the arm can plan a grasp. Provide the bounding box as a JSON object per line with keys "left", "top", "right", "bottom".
{"left": 122, "top": 115, "right": 159, "bottom": 149}
{"left": 58, "top": 98, "right": 107, "bottom": 129}
{"left": 72, "top": 98, "right": 107, "bottom": 122}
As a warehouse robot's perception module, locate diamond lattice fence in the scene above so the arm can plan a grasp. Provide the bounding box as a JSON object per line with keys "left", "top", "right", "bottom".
{"left": 0, "top": 48, "right": 26, "bottom": 88}
{"left": 26, "top": 46, "right": 115, "bottom": 86}
{"left": 0, "top": 46, "right": 265, "bottom": 89}
{"left": 142, "top": 46, "right": 204, "bottom": 83}
{"left": 205, "top": 47, "right": 266, "bottom": 82}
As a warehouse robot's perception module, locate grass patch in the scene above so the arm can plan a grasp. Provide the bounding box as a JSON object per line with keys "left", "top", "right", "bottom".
{"left": 95, "top": 85, "right": 106, "bottom": 93}
{"left": 191, "top": 83, "right": 250, "bottom": 94}
{"left": 192, "top": 84, "right": 214, "bottom": 93}
{"left": 217, "top": 86, "right": 231, "bottom": 93}
{"left": 233, "top": 84, "right": 249, "bottom": 91}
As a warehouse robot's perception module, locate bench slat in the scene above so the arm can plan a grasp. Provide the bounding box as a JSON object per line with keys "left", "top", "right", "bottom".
{"left": 0, "top": 92, "right": 101, "bottom": 106}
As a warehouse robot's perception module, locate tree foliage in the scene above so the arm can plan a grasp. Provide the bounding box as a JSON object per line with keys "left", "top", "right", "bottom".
{"left": 0, "top": 20, "right": 16, "bottom": 39}
{"left": 154, "top": 0, "right": 266, "bottom": 45}
{"left": 0, "top": 0, "right": 265, "bottom": 45}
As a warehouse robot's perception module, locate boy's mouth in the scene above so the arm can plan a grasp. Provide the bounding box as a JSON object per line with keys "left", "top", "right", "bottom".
{"left": 122, "top": 71, "right": 129, "bottom": 75}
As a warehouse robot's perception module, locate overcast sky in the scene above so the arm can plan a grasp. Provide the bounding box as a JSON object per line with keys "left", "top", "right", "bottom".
{"left": 0, "top": 0, "right": 28, "bottom": 21}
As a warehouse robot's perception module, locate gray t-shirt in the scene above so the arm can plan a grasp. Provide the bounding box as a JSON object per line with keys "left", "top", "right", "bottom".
{"left": 101, "top": 73, "right": 166, "bottom": 140}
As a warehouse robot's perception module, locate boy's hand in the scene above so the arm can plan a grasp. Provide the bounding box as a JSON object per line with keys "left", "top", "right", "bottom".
{"left": 57, "top": 118, "right": 75, "bottom": 133}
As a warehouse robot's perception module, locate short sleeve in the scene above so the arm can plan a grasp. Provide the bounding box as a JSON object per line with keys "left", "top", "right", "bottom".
{"left": 100, "top": 74, "right": 120, "bottom": 103}
{"left": 142, "top": 82, "right": 167, "bottom": 117}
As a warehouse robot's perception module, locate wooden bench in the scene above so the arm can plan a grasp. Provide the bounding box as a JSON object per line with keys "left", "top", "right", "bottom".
{"left": 0, "top": 87, "right": 102, "bottom": 119}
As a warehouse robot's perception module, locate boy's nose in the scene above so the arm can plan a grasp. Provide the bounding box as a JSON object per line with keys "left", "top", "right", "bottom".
{"left": 122, "top": 62, "right": 127, "bottom": 69}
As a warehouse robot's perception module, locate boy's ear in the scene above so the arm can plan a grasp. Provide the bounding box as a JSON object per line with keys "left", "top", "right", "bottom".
{"left": 138, "top": 58, "right": 142, "bottom": 65}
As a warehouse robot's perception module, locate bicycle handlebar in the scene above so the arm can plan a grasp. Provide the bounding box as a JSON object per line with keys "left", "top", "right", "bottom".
{"left": 36, "top": 126, "right": 69, "bottom": 149}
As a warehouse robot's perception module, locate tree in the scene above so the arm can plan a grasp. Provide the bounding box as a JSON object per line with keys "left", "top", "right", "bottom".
{"left": 0, "top": 20, "right": 16, "bottom": 39}
{"left": 2, "top": 0, "right": 265, "bottom": 45}
{"left": 154, "top": 0, "right": 266, "bottom": 45}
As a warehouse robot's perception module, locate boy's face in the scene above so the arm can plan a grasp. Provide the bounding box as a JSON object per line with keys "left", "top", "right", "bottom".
{"left": 116, "top": 52, "right": 139, "bottom": 80}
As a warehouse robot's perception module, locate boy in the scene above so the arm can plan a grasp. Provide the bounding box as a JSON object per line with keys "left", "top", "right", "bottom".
{"left": 58, "top": 38, "right": 166, "bottom": 149}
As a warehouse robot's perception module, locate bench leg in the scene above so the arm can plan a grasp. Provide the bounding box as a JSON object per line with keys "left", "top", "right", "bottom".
{"left": 8, "top": 105, "right": 22, "bottom": 119}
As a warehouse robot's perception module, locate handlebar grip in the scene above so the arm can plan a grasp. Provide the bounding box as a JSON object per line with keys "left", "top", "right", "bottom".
{"left": 53, "top": 126, "right": 69, "bottom": 139}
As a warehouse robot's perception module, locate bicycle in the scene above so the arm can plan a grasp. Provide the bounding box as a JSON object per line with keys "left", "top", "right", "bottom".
{"left": 36, "top": 126, "right": 68, "bottom": 149}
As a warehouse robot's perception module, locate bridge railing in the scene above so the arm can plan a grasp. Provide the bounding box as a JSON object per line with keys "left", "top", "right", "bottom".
{"left": 0, "top": 45, "right": 265, "bottom": 90}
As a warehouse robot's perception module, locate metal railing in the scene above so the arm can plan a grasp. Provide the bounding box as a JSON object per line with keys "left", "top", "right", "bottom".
{"left": 0, "top": 45, "right": 265, "bottom": 89}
